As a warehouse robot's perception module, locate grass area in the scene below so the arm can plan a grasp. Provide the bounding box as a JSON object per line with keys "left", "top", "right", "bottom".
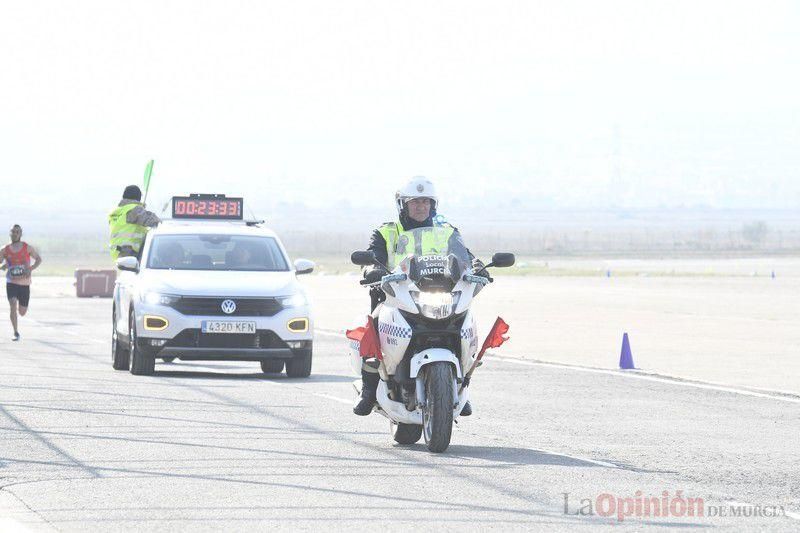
{"left": 301, "top": 256, "right": 782, "bottom": 278}
{"left": 35, "top": 254, "right": 112, "bottom": 276}
{"left": 29, "top": 248, "right": 790, "bottom": 279}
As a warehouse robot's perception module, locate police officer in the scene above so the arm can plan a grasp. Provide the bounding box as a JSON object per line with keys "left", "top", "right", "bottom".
{"left": 353, "top": 176, "right": 481, "bottom": 416}
{"left": 108, "top": 185, "right": 161, "bottom": 261}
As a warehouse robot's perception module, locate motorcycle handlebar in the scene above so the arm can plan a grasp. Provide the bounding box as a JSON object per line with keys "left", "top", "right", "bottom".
{"left": 463, "top": 273, "right": 491, "bottom": 285}
{"left": 359, "top": 273, "right": 407, "bottom": 288}
{"left": 360, "top": 272, "right": 492, "bottom": 287}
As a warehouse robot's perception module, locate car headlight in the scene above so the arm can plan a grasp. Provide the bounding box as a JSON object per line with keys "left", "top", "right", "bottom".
{"left": 410, "top": 291, "right": 461, "bottom": 320}
{"left": 278, "top": 294, "right": 307, "bottom": 308}
{"left": 141, "top": 292, "right": 180, "bottom": 306}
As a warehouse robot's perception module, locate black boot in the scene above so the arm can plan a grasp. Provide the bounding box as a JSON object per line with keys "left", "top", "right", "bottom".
{"left": 460, "top": 400, "right": 472, "bottom": 417}
{"left": 353, "top": 370, "right": 379, "bottom": 416}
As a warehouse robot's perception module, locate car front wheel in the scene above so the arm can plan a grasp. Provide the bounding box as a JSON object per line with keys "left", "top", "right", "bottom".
{"left": 129, "top": 311, "right": 155, "bottom": 376}
{"left": 285, "top": 348, "right": 312, "bottom": 378}
{"left": 260, "top": 360, "right": 285, "bottom": 373}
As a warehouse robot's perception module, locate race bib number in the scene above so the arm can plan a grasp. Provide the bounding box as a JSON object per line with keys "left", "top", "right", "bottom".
{"left": 9, "top": 265, "right": 26, "bottom": 277}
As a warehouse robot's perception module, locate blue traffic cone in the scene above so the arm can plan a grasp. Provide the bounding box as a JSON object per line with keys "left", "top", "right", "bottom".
{"left": 619, "top": 332, "right": 635, "bottom": 369}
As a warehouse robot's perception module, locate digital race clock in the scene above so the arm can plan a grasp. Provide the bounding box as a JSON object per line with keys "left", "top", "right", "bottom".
{"left": 171, "top": 195, "right": 244, "bottom": 220}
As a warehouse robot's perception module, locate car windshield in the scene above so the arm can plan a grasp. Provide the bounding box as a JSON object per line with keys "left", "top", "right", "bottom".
{"left": 395, "top": 227, "right": 471, "bottom": 291}
{"left": 146, "top": 234, "right": 289, "bottom": 271}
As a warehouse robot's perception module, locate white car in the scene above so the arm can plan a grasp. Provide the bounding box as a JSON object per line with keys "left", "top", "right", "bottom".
{"left": 111, "top": 210, "right": 314, "bottom": 377}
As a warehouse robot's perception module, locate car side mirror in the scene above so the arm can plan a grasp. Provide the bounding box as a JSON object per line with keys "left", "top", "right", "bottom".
{"left": 294, "top": 258, "right": 315, "bottom": 275}
{"left": 116, "top": 256, "right": 139, "bottom": 272}
{"left": 490, "top": 253, "right": 515, "bottom": 268}
{"left": 351, "top": 250, "right": 377, "bottom": 266}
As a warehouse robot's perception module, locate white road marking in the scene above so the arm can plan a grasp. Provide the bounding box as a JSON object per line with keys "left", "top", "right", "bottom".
{"left": 316, "top": 330, "right": 624, "bottom": 469}
{"left": 18, "top": 321, "right": 800, "bottom": 520}
{"left": 0, "top": 489, "right": 53, "bottom": 531}
{"left": 0, "top": 516, "right": 34, "bottom": 532}
{"left": 27, "top": 319, "right": 105, "bottom": 344}
{"left": 22, "top": 320, "right": 354, "bottom": 407}
{"left": 299, "top": 389, "right": 353, "bottom": 406}
{"left": 316, "top": 328, "right": 800, "bottom": 404}
{"left": 22, "top": 323, "right": 800, "bottom": 404}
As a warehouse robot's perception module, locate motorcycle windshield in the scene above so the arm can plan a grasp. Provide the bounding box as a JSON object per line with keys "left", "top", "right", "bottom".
{"left": 395, "top": 227, "right": 471, "bottom": 292}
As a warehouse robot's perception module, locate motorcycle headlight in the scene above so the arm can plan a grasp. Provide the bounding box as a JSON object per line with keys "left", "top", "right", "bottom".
{"left": 141, "top": 292, "right": 180, "bottom": 306}
{"left": 410, "top": 291, "right": 461, "bottom": 320}
{"left": 278, "top": 293, "right": 307, "bottom": 308}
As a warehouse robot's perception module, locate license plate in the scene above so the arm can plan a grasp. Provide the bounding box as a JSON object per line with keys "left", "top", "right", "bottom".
{"left": 201, "top": 321, "right": 256, "bottom": 334}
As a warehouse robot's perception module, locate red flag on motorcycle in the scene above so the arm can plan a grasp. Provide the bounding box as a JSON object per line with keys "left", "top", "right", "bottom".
{"left": 345, "top": 316, "right": 382, "bottom": 360}
{"left": 460, "top": 317, "right": 510, "bottom": 393}
{"left": 478, "top": 317, "right": 510, "bottom": 357}
{"left": 345, "top": 326, "right": 364, "bottom": 342}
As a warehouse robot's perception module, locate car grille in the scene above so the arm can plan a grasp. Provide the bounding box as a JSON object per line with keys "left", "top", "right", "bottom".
{"left": 171, "top": 297, "right": 283, "bottom": 317}
{"left": 166, "top": 329, "right": 288, "bottom": 349}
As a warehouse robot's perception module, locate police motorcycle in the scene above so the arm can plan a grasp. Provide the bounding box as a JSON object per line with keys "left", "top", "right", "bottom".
{"left": 350, "top": 226, "right": 514, "bottom": 453}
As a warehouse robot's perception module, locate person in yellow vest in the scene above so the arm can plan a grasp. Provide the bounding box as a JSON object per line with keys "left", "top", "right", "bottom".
{"left": 108, "top": 185, "right": 161, "bottom": 261}
{"left": 353, "top": 176, "right": 484, "bottom": 416}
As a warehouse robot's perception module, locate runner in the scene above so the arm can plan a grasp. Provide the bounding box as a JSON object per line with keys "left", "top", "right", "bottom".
{"left": 1, "top": 225, "right": 42, "bottom": 341}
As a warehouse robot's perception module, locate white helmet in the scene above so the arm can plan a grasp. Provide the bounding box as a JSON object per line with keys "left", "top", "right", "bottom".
{"left": 395, "top": 176, "right": 438, "bottom": 214}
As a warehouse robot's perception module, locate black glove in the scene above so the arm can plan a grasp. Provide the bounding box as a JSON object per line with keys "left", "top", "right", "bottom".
{"left": 116, "top": 245, "right": 137, "bottom": 258}
{"left": 363, "top": 267, "right": 389, "bottom": 284}
{"left": 471, "top": 259, "right": 492, "bottom": 282}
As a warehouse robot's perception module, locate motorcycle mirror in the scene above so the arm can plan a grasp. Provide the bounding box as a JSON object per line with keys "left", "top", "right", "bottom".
{"left": 351, "top": 250, "right": 378, "bottom": 266}
{"left": 489, "top": 253, "right": 515, "bottom": 268}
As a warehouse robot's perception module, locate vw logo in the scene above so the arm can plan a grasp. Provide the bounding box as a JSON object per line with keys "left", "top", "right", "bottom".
{"left": 221, "top": 299, "right": 237, "bottom": 314}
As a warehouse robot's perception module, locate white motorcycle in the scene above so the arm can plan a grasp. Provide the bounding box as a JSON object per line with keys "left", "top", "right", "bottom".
{"left": 349, "top": 226, "right": 514, "bottom": 453}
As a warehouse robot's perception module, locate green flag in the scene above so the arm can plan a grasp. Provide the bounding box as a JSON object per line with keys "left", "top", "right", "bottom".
{"left": 143, "top": 159, "right": 154, "bottom": 193}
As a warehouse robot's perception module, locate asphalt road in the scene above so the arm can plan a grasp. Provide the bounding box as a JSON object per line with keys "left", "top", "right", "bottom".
{"left": 1, "top": 294, "right": 799, "bottom": 531}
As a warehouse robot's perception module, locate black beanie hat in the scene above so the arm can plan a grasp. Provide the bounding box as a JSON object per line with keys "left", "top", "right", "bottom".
{"left": 123, "top": 185, "right": 142, "bottom": 201}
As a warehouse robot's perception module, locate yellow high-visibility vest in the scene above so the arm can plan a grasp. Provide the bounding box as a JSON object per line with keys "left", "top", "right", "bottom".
{"left": 108, "top": 203, "right": 149, "bottom": 260}
{"left": 377, "top": 222, "right": 454, "bottom": 269}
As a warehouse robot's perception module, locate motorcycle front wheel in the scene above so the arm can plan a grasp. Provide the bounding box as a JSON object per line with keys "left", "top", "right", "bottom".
{"left": 422, "top": 362, "right": 455, "bottom": 453}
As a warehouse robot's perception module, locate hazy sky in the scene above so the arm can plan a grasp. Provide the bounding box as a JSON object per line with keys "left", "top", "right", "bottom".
{"left": 1, "top": 0, "right": 799, "bottom": 215}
